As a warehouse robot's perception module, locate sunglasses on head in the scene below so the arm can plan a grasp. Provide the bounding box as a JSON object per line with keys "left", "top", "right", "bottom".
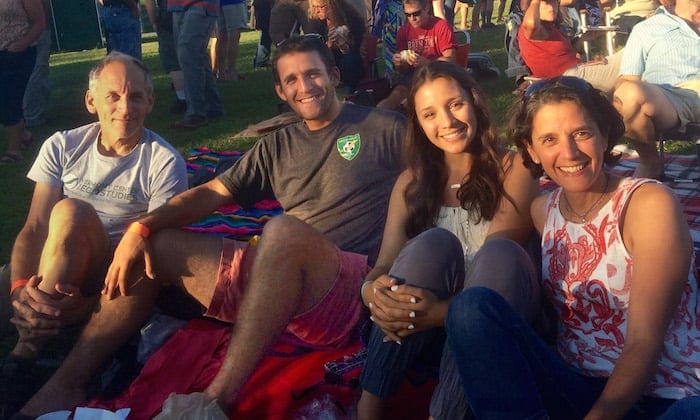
{"left": 276, "top": 33, "right": 325, "bottom": 47}
{"left": 523, "top": 76, "right": 592, "bottom": 98}
{"left": 404, "top": 9, "right": 422, "bottom": 18}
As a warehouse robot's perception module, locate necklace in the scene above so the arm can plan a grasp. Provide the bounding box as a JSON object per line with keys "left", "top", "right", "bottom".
{"left": 561, "top": 174, "right": 610, "bottom": 223}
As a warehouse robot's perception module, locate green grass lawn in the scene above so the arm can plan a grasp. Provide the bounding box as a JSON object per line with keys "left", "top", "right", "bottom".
{"left": 0, "top": 26, "right": 693, "bottom": 263}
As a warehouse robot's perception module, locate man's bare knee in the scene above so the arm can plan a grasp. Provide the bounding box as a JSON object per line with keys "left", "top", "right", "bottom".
{"left": 48, "top": 199, "right": 101, "bottom": 232}
{"left": 259, "top": 215, "right": 325, "bottom": 249}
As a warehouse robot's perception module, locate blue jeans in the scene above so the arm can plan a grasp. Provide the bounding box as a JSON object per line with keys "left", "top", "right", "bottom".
{"left": 173, "top": 7, "right": 224, "bottom": 119}
{"left": 0, "top": 47, "right": 36, "bottom": 126}
{"left": 23, "top": 29, "right": 51, "bottom": 126}
{"left": 101, "top": 5, "right": 142, "bottom": 59}
{"left": 446, "top": 287, "right": 698, "bottom": 419}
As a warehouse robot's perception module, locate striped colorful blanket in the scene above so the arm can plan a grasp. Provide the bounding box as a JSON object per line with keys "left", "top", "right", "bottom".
{"left": 184, "top": 147, "right": 283, "bottom": 241}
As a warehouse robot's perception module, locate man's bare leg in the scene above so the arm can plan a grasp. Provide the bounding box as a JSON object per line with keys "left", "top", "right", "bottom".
{"left": 18, "top": 274, "right": 160, "bottom": 416}
{"left": 18, "top": 230, "right": 224, "bottom": 416}
{"left": 613, "top": 80, "right": 680, "bottom": 178}
{"left": 204, "top": 215, "right": 341, "bottom": 411}
{"left": 12, "top": 199, "right": 110, "bottom": 359}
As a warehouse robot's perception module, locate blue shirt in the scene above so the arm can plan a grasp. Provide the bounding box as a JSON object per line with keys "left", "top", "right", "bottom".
{"left": 619, "top": 6, "right": 700, "bottom": 86}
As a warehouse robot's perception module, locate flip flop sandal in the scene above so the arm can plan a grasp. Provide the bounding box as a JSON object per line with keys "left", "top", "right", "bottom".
{"left": 0, "top": 152, "right": 22, "bottom": 164}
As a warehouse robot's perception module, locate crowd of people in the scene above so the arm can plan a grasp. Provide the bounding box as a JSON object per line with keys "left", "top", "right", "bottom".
{"left": 1, "top": 0, "right": 699, "bottom": 418}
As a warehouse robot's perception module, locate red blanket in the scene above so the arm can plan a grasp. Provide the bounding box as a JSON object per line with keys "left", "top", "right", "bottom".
{"left": 88, "top": 320, "right": 434, "bottom": 419}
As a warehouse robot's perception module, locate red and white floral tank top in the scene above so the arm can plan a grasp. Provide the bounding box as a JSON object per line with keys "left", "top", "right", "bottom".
{"left": 542, "top": 177, "right": 700, "bottom": 398}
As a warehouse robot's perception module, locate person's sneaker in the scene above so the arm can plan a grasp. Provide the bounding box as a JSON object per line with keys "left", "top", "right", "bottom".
{"left": 169, "top": 99, "right": 187, "bottom": 114}
{"left": 174, "top": 115, "right": 208, "bottom": 129}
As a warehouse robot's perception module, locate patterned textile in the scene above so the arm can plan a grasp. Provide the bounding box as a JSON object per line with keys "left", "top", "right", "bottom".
{"left": 184, "top": 147, "right": 283, "bottom": 240}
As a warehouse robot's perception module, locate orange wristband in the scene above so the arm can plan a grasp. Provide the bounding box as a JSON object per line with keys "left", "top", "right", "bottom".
{"left": 10, "top": 279, "right": 29, "bottom": 295}
{"left": 127, "top": 222, "right": 150, "bottom": 238}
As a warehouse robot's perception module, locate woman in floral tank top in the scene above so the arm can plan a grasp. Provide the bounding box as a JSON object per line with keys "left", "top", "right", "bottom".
{"left": 446, "top": 76, "right": 700, "bottom": 419}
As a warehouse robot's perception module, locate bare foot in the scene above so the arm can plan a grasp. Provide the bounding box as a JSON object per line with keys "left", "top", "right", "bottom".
{"left": 19, "top": 381, "right": 86, "bottom": 417}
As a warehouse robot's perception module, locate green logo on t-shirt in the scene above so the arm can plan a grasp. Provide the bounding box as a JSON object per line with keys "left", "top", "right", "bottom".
{"left": 337, "top": 134, "right": 361, "bottom": 160}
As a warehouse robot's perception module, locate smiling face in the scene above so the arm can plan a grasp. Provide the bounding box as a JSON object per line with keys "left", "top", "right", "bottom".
{"left": 527, "top": 100, "right": 608, "bottom": 192}
{"left": 274, "top": 50, "right": 341, "bottom": 130}
{"left": 414, "top": 77, "right": 478, "bottom": 155}
{"left": 85, "top": 59, "right": 154, "bottom": 150}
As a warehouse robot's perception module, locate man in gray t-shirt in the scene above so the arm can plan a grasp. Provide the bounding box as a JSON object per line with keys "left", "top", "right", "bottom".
{"left": 7, "top": 52, "right": 187, "bottom": 414}
{"left": 19, "top": 36, "right": 405, "bottom": 417}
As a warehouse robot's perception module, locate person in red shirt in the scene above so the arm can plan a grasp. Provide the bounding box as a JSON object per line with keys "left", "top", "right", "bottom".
{"left": 377, "top": 0, "right": 456, "bottom": 110}
{"left": 518, "top": 0, "right": 622, "bottom": 95}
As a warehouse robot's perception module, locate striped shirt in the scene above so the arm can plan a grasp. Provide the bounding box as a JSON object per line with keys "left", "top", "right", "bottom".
{"left": 619, "top": 6, "right": 700, "bottom": 86}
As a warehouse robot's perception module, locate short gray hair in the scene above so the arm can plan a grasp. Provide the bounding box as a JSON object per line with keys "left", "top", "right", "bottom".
{"left": 88, "top": 52, "right": 154, "bottom": 93}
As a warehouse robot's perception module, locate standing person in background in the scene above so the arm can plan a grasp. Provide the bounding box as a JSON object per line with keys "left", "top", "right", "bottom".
{"left": 211, "top": 0, "right": 248, "bottom": 81}
{"left": 372, "top": 0, "right": 405, "bottom": 78}
{"left": 0, "top": 0, "right": 45, "bottom": 164}
{"left": 481, "top": 0, "right": 496, "bottom": 27}
{"left": 23, "top": 0, "right": 51, "bottom": 129}
{"left": 168, "top": 0, "right": 225, "bottom": 129}
{"left": 97, "top": 0, "right": 143, "bottom": 59}
{"left": 144, "top": 0, "right": 188, "bottom": 114}
{"left": 308, "top": 0, "right": 367, "bottom": 90}
{"left": 252, "top": 0, "right": 273, "bottom": 68}
{"left": 455, "top": 0, "right": 470, "bottom": 28}
{"left": 496, "top": 0, "right": 508, "bottom": 22}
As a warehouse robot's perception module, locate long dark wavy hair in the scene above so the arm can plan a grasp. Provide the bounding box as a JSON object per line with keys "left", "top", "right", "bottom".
{"left": 404, "top": 61, "right": 508, "bottom": 239}
{"left": 508, "top": 77, "right": 625, "bottom": 178}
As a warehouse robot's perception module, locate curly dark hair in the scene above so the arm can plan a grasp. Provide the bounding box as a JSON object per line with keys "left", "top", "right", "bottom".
{"left": 403, "top": 61, "right": 508, "bottom": 239}
{"left": 508, "top": 77, "right": 625, "bottom": 178}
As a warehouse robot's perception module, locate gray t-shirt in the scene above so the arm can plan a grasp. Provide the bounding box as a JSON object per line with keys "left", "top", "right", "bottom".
{"left": 27, "top": 122, "right": 188, "bottom": 243}
{"left": 218, "top": 104, "right": 405, "bottom": 264}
